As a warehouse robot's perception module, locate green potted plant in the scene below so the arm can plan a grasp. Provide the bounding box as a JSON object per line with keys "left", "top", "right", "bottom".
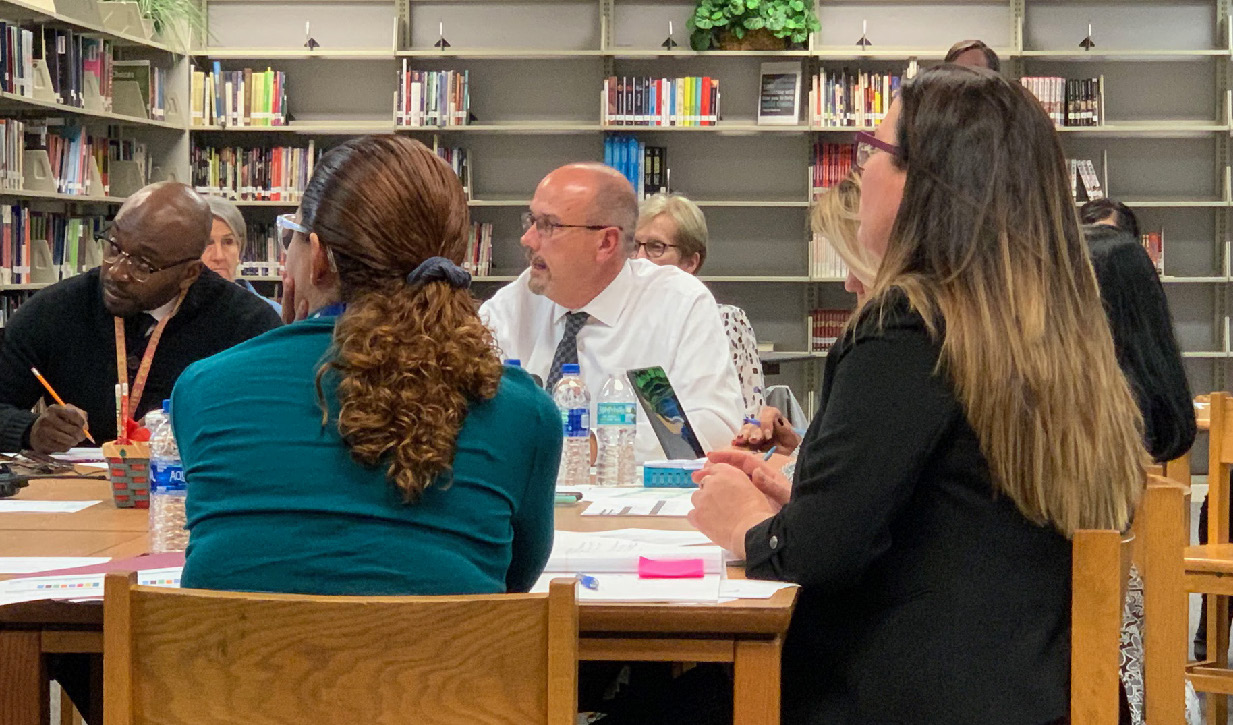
{"left": 687, "top": 0, "right": 820, "bottom": 52}
{"left": 104, "top": 0, "right": 208, "bottom": 47}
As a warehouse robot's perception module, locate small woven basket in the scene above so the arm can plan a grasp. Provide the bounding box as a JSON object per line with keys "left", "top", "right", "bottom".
{"left": 102, "top": 441, "right": 151, "bottom": 509}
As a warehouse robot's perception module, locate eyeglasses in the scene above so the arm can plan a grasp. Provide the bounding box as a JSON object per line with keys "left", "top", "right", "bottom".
{"left": 854, "top": 131, "right": 902, "bottom": 173}
{"left": 276, "top": 213, "right": 310, "bottom": 251}
{"left": 521, "top": 211, "right": 618, "bottom": 238}
{"left": 97, "top": 235, "right": 198, "bottom": 283}
{"left": 633, "top": 240, "right": 678, "bottom": 259}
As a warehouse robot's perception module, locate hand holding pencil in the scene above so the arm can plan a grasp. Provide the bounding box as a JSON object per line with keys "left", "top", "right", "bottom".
{"left": 27, "top": 367, "right": 94, "bottom": 454}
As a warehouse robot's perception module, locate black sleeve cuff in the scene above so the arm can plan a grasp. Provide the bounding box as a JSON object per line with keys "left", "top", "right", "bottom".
{"left": 0, "top": 409, "right": 38, "bottom": 453}
{"left": 744, "top": 514, "right": 785, "bottom": 580}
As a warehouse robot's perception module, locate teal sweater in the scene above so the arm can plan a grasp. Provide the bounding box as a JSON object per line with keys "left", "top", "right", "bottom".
{"left": 172, "top": 316, "right": 561, "bottom": 596}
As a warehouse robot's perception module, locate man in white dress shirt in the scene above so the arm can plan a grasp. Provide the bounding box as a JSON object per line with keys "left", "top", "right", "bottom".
{"left": 481, "top": 162, "right": 744, "bottom": 462}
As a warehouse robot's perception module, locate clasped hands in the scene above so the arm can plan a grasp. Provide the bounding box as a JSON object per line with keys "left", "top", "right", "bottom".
{"left": 688, "top": 411, "right": 797, "bottom": 559}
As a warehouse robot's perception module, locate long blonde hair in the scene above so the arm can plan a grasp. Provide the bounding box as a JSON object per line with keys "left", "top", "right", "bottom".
{"left": 864, "top": 65, "right": 1146, "bottom": 536}
{"left": 810, "top": 172, "right": 878, "bottom": 285}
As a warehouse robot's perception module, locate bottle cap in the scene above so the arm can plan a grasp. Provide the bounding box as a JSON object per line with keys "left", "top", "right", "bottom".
{"left": 162, "top": 399, "right": 171, "bottom": 415}
{"left": 504, "top": 359, "right": 521, "bottom": 367}
{"left": 562, "top": 364, "right": 580, "bottom": 376}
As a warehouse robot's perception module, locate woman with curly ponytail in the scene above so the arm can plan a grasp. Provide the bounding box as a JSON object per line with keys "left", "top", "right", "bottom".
{"left": 172, "top": 135, "right": 562, "bottom": 596}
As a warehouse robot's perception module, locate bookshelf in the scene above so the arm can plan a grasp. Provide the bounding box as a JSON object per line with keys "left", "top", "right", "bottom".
{"left": 175, "top": 0, "right": 1233, "bottom": 418}
{"left": 3, "top": 0, "right": 1230, "bottom": 433}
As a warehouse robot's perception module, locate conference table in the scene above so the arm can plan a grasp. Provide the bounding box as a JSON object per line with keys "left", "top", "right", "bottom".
{"left": 0, "top": 477, "right": 797, "bottom": 725}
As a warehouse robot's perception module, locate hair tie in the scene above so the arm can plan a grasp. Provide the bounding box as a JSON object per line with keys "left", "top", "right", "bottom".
{"left": 405, "top": 256, "right": 471, "bottom": 290}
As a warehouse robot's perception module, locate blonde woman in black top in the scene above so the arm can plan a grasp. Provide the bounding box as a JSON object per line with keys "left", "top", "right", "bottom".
{"left": 690, "top": 65, "right": 1147, "bottom": 724}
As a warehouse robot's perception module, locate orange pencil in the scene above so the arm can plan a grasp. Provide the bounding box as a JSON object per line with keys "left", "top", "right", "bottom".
{"left": 30, "top": 367, "right": 96, "bottom": 444}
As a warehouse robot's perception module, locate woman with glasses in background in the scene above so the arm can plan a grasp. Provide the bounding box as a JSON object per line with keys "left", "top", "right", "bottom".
{"left": 172, "top": 136, "right": 562, "bottom": 597}
{"left": 634, "top": 192, "right": 764, "bottom": 416}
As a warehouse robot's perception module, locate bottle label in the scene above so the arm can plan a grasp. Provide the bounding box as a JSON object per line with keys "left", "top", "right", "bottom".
{"left": 597, "top": 401, "right": 637, "bottom": 426}
{"left": 150, "top": 460, "right": 186, "bottom": 493}
{"left": 561, "top": 408, "right": 589, "bottom": 438}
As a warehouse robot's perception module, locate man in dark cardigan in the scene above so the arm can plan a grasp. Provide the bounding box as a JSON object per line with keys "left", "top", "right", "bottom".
{"left": 0, "top": 181, "right": 281, "bottom": 454}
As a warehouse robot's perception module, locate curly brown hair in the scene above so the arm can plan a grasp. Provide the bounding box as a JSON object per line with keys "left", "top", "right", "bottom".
{"left": 304, "top": 135, "right": 503, "bottom": 502}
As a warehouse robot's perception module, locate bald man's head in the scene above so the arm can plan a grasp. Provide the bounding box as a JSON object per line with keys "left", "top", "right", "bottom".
{"left": 520, "top": 163, "right": 639, "bottom": 309}
{"left": 101, "top": 182, "right": 211, "bottom": 316}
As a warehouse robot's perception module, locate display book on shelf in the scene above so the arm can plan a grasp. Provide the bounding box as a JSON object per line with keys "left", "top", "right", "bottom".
{"left": 1020, "top": 76, "right": 1103, "bottom": 127}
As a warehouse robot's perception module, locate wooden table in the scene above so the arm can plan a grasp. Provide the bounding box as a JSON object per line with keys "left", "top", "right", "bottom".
{"left": 0, "top": 479, "right": 796, "bottom": 725}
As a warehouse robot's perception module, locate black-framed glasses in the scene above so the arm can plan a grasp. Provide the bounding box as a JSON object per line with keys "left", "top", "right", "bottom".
{"left": 633, "top": 240, "right": 678, "bottom": 259}
{"left": 521, "top": 211, "right": 618, "bottom": 238}
{"left": 97, "top": 235, "right": 198, "bottom": 283}
{"left": 854, "top": 131, "right": 902, "bottom": 172}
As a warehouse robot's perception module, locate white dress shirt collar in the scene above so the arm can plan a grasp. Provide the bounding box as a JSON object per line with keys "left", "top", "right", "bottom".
{"left": 145, "top": 296, "right": 177, "bottom": 322}
{"left": 552, "top": 260, "right": 633, "bottom": 328}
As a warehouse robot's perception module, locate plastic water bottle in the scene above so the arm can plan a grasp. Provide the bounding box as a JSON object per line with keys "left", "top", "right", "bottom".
{"left": 552, "top": 363, "right": 591, "bottom": 487}
{"left": 149, "top": 399, "right": 188, "bottom": 553}
{"left": 595, "top": 373, "right": 637, "bottom": 486}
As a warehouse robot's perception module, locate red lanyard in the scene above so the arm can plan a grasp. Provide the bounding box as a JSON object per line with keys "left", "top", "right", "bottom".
{"left": 113, "top": 288, "right": 188, "bottom": 427}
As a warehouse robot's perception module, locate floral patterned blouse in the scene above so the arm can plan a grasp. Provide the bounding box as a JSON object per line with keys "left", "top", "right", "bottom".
{"left": 719, "top": 304, "right": 765, "bottom": 417}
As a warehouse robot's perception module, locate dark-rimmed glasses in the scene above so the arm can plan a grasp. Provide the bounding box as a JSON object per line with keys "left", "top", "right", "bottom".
{"left": 521, "top": 211, "right": 619, "bottom": 238}
{"left": 97, "top": 234, "right": 198, "bottom": 283}
{"left": 633, "top": 240, "right": 679, "bottom": 259}
{"left": 854, "top": 131, "right": 901, "bottom": 172}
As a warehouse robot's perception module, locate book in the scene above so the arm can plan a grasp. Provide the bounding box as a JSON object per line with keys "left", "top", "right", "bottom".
{"left": 1069, "top": 158, "right": 1105, "bottom": 202}
{"left": 811, "top": 233, "right": 850, "bottom": 279}
{"left": 430, "top": 142, "right": 471, "bottom": 199}
{"left": 758, "top": 62, "right": 802, "bottom": 126}
{"left": 1142, "top": 230, "right": 1164, "bottom": 275}
{"left": 396, "top": 65, "right": 470, "bottom": 127}
{"left": 604, "top": 135, "right": 666, "bottom": 198}
{"left": 193, "top": 143, "right": 318, "bottom": 201}
{"left": 0, "top": 205, "right": 106, "bottom": 284}
{"left": 462, "top": 222, "right": 493, "bottom": 275}
{"left": 113, "top": 61, "right": 165, "bottom": 120}
{"left": 810, "top": 309, "right": 851, "bottom": 352}
{"left": 1021, "top": 76, "right": 1103, "bottom": 127}
{"left": 810, "top": 141, "right": 856, "bottom": 196}
{"left": 193, "top": 66, "right": 287, "bottom": 127}
{"left": 810, "top": 68, "right": 901, "bottom": 128}
{"left": 602, "top": 76, "right": 718, "bottom": 127}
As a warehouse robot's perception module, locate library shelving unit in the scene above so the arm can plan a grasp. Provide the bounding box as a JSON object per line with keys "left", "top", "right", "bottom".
{"left": 5, "top": 0, "right": 1233, "bottom": 421}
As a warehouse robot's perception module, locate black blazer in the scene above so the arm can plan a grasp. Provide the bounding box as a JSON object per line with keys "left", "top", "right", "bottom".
{"left": 745, "top": 295, "right": 1072, "bottom": 725}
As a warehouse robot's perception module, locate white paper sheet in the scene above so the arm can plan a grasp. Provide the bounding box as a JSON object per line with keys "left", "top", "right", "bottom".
{"left": 719, "top": 580, "right": 798, "bottom": 601}
{"left": 585, "top": 529, "right": 714, "bottom": 547}
{"left": 0, "top": 567, "right": 181, "bottom": 606}
{"left": 546, "top": 531, "right": 724, "bottom": 574}
{"left": 52, "top": 448, "right": 107, "bottom": 464}
{"left": 581, "top": 488, "right": 696, "bottom": 517}
{"left": 0, "top": 557, "right": 109, "bottom": 574}
{"left": 531, "top": 572, "right": 722, "bottom": 603}
{"left": 0, "top": 500, "right": 101, "bottom": 514}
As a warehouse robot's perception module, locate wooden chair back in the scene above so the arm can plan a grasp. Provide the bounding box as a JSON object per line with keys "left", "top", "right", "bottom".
{"left": 1208, "top": 391, "right": 1233, "bottom": 547}
{"left": 1132, "top": 476, "right": 1189, "bottom": 725}
{"left": 103, "top": 573, "right": 579, "bottom": 725}
{"left": 1071, "top": 529, "right": 1134, "bottom": 724}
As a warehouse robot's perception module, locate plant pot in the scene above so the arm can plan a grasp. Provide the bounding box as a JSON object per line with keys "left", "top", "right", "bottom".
{"left": 718, "top": 28, "right": 787, "bottom": 51}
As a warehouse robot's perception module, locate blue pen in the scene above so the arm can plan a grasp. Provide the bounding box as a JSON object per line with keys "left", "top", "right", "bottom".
{"left": 763, "top": 446, "right": 778, "bottom": 461}
{"left": 578, "top": 574, "right": 600, "bottom": 591}
{"left": 743, "top": 416, "right": 759, "bottom": 426}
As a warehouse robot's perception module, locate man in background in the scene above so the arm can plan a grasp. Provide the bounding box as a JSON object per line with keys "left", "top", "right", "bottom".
{"left": 0, "top": 181, "right": 281, "bottom": 454}
{"left": 481, "top": 162, "right": 743, "bottom": 461}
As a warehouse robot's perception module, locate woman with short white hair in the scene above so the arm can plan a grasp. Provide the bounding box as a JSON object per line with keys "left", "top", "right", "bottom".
{"left": 635, "top": 192, "right": 763, "bottom": 416}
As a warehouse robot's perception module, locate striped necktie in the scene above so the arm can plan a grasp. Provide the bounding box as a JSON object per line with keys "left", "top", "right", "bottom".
{"left": 545, "top": 311, "right": 590, "bottom": 390}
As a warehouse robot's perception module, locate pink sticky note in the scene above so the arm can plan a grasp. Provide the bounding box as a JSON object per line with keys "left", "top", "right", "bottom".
{"left": 638, "top": 556, "right": 705, "bottom": 579}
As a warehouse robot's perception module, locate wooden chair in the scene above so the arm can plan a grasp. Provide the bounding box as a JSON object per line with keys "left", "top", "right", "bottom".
{"left": 103, "top": 573, "right": 579, "bottom": 725}
{"left": 1186, "top": 390, "right": 1233, "bottom": 724}
{"left": 1133, "top": 477, "right": 1190, "bottom": 725}
{"left": 1072, "top": 528, "right": 1135, "bottom": 723}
